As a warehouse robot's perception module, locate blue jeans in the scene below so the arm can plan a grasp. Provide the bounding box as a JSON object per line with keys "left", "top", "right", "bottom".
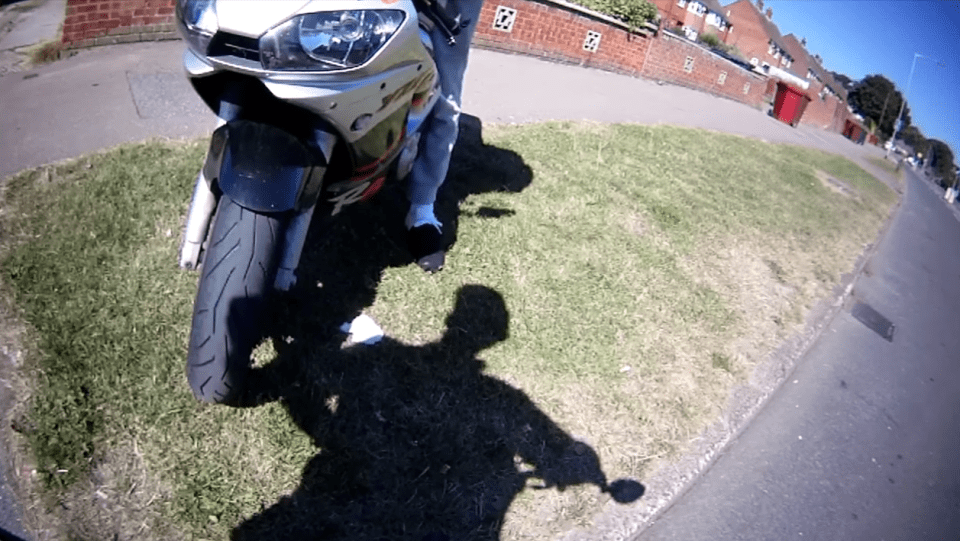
{"left": 406, "top": 0, "right": 485, "bottom": 208}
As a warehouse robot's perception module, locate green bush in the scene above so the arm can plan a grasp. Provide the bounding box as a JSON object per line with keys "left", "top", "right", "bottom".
{"left": 696, "top": 35, "right": 747, "bottom": 62}
{"left": 699, "top": 33, "right": 721, "bottom": 48}
{"left": 577, "top": 0, "right": 658, "bottom": 30}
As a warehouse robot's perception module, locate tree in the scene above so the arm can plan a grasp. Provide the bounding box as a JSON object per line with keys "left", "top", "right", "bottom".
{"left": 898, "top": 125, "right": 928, "bottom": 155}
{"left": 829, "top": 71, "right": 855, "bottom": 90}
{"left": 925, "top": 139, "right": 957, "bottom": 188}
{"left": 847, "top": 74, "right": 911, "bottom": 141}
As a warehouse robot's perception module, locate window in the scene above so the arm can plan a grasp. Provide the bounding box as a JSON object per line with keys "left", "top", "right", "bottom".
{"left": 492, "top": 6, "right": 517, "bottom": 32}
{"left": 768, "top": 42, "right": 775, "bottom": 55}
{"left": 718, "top": 71, "right": 727, "bottom": 85}
{"left": 743, "top": 82, "right": 751, "bottom": 95}
{"left": 706, "top": 13, "right": 720, "bottom": 27}
{"left": 688, "top": 1, "right": 706, "bottom": 16}
{"left": 583, "top": 31, "right": 601, "bottom": 53}
{"left": 677, "top": 0, "right": 687, "bottom": 6}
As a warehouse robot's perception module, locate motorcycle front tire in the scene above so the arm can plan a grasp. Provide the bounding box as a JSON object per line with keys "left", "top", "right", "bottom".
{"left": 186, "top": 195, "right": 285, "bottom": 404}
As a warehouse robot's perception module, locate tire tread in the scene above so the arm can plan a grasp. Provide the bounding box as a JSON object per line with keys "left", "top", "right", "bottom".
{"left": 186, "top": 197, "right": 284, "bottom": 404}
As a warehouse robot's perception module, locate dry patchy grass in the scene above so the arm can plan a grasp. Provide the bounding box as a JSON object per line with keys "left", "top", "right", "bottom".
{"left": 0, "top": 122, "right": 895, "bottom": 540}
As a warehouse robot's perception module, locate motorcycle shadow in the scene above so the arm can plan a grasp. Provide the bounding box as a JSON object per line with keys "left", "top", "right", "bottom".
{"left": 233, "top": 284, "right": 643, "bottom": 540}
{"left": 228, "top": 116, "right": 644, "bottom": 538}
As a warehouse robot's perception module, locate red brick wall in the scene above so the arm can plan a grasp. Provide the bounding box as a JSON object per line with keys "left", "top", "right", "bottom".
{"left": 60, "top": 0, "right": 766, "bottom": 111}
{"left": 798, "top": 87, "right": 844, "bottom": 132}
{"left": 475, "top": 0, "right": 764, "bottom": 107}
{"left": 474, "top": 0, "right": 654, "bottom": 75}
{"left": 831, "top": 99, "right": 851, "bottom": 134}
{"left": 62, "top": 0, "right": 176, "bottom": 47}
{"left": 640, "top": 32, "right": 766, "bottom": 107}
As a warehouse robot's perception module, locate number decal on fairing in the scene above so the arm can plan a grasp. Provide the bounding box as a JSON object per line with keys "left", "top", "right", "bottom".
{"left": 328, "top": 181, "right": 372, "bottom": 216}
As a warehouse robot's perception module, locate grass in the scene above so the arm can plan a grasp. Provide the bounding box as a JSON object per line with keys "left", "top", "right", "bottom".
{"left": 865, "top": 155, "right": 904, "bottom": 180}
{"left": 0, "top": 121, "right": 896, "bottom": 540}
{"left": 27, "top": 41, "right": 63, "bottom": 66}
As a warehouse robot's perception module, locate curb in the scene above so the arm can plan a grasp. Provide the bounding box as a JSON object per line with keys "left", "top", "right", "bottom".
{"left": 59, "top": 22, "right": 177, "bottom": 52}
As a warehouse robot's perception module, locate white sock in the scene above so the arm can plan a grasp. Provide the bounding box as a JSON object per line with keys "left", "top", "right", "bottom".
{"left": 405, "top": 203, "right": 441, "bottom": 230}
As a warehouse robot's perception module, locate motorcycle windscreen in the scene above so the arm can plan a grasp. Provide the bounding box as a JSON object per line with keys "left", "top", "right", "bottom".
{"left": 215, "top": 121, "right": 313, "bottom": 213}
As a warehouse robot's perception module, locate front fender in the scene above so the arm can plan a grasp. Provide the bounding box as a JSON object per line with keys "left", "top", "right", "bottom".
{"left": 202, "top": 121, "right": 326, "bottom": 212}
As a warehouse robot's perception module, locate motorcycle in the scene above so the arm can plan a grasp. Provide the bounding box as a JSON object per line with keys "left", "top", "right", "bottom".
{"left": 175, "top": 0, "right": 461, "bottom": 404}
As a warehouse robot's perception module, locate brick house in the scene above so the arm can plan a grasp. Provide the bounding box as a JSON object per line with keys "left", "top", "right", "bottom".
{"left": 651, "top": 0, "right": 732, "bottom": 43}
{"left": 781, "top": 34, "right": 845, "bottom": 102}
{"left": 721, "top": 0, "right": 794, "bottom": 74}
{"left": 779, "top": 33, "right": 851, "bottom": 132}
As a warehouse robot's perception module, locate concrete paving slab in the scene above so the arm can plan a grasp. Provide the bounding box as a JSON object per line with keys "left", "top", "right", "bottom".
{"left": 0, "top": 0, "right": 65, "bottom": 51}
{"left": 0, "top": 41, "right": 215, "bottom": 178}
{"left": 127, "top": 71, "right": 210, "bottom": 120}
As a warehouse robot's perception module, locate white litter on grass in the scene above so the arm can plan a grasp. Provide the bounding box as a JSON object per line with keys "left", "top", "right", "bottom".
{"left": 339, "top": 314, "right": 384, "bottom": 345}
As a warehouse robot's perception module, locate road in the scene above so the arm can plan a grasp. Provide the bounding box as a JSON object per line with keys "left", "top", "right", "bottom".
{"left": 634, "top": 167, "right": 960, "bottom": 541}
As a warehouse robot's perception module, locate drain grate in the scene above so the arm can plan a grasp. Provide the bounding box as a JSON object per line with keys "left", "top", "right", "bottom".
{"left": 851, "top": 302, "right": 895, "bottom": 342}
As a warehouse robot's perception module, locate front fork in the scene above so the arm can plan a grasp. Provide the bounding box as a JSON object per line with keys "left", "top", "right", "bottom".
{"left": 178, "top": 171, "right": 217, "bottom": 271}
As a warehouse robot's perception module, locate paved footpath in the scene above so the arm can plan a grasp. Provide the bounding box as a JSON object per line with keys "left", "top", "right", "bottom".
{"left": 0, "top": 39, "right": 941, "bottom": 541}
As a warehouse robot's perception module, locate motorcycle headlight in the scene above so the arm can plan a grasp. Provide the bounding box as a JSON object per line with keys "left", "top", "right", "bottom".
{"left": 176, "top": 0, "right": 218, "bottom": 54}
{"left": 260, "top": 10, "right": 406, "bottom": 71}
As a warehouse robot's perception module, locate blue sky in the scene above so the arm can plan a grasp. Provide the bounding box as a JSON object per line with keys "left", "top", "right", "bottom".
{"left": 760, "top": 0, "right": 959, "bottom": 161}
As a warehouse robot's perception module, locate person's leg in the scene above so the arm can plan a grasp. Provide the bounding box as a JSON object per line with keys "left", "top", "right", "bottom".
{"left": 406, "top": 0, "right": 485, "bottom": 271}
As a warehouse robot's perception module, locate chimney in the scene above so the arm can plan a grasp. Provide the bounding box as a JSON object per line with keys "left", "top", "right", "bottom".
{"left": 801, "top": 37, "right": 807, "bottom": 47}
{"left": 766, "top": 8, "right": 773, "bottom": 19}
{"left": 757, "top": 0, "right": 764, "bottom": 11}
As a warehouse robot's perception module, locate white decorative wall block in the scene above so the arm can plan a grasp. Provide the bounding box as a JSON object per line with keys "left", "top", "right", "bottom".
{"left": 584, "top": 30, "right": 602, "bottom": 53}
{"left": 493, "top": 6, "right": 517, "bottom": 32}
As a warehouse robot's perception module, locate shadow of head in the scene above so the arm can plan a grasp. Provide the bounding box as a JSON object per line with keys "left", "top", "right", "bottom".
{"left": 440, "top": 284, "right": 509, "bottom": 357}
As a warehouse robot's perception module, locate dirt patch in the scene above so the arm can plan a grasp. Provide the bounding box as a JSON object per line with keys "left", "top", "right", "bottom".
{"left": 814, "top": 169, "right": 859, "bottom": 199}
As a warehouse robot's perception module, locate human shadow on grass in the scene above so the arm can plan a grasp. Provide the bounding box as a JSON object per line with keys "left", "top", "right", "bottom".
{"left": 220, "top": 115, "right": 642, "bottom": 538}
{"left": 232, "top": 285, "right": 644, "bottom": 541}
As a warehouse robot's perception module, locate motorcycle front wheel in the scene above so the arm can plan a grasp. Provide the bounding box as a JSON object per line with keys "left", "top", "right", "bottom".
{"left": 186, "top": 195, "right": 285, "bottom": 404}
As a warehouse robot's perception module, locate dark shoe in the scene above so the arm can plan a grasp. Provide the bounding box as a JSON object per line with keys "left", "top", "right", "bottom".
{"left": 407, "top": 224, "right": 445, "bottom": 273}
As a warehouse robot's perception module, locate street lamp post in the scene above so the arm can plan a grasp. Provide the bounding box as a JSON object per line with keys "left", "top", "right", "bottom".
{"left": 888, "top": 52, "right": 945, "bottom": 158}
